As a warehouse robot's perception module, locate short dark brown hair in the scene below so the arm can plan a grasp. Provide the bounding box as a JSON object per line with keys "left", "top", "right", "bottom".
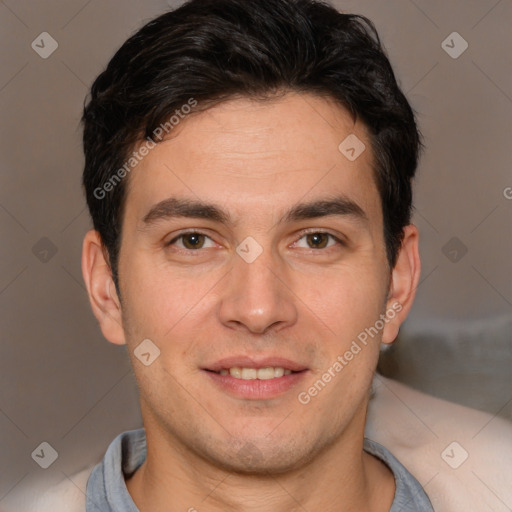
{"left": 82, "top": 0, "right": 422, "bottom": 292}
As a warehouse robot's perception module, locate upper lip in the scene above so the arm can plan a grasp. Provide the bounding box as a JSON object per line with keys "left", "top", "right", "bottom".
{"left": 204, "top": 356, "right": 309, "bottom": 373}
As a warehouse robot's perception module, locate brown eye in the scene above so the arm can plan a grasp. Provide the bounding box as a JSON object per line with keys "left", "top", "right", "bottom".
{"left": 168, "top": 232, "right": 215, "bottom": 250}
{"left": 306, "top": 233, "right": 330, "bottom": 249}
{"left": 181, "top": 233, "right": 206, "bottom": 249}
{"left": 294, "top": 232, "right": 342, "bottom": 251}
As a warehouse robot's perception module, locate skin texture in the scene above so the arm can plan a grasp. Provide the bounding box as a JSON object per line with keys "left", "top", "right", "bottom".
{"left": 82, "top": 92, "right": 421, "bottom": 512}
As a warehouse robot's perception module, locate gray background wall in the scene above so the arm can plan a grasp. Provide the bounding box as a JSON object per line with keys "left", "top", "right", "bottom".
{"left": 1, "top": 0, "right": 510, "bottom": 508}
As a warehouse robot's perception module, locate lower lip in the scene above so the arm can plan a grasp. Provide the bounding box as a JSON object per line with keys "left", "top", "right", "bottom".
{"left": 203, "top": 370, "right": 308, "bottom": 400}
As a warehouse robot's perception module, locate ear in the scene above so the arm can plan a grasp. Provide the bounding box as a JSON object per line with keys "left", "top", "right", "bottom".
{"left": 381, "top": 224, "right": 421, "bottom": 345}
{"left": 81, "top": 229, "right": 126, "bottom": 345}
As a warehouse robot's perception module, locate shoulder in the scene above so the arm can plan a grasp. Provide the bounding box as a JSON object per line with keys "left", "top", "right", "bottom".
{"left": 366, "top": 374, "right": 512, "bottom": 512}
{"left": 29, "top": 428, "right": 146, "bottom": 512}
{"left": 28, "top": 465, "right": 94, "bottom": 512}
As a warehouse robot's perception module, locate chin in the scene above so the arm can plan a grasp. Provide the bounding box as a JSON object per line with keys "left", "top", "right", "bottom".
{"left": 195, "top": 437, "right": 317, "bottom": 476}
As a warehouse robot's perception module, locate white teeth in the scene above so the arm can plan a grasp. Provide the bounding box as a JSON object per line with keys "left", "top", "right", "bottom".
{"left": 257, "top": 367, "right": 275, "bottom": 380}
{"left": 229, "top": 367, "right": 242, "bottom": 378}
{"left": 274, "top": 367, "right": 285, "bottom": 378}
{"left": 241, "top": 368, "right": 257, "bottom": 380}
{"left": 223, "top": 367, "right": 292, "bottom": 380}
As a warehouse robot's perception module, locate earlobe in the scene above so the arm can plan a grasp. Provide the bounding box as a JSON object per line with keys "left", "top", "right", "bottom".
{"left": 381, "top": 224, "right": 421, "bottom": 345}
{"left": 81, "top": 230, "right": 126, "bottom": 345}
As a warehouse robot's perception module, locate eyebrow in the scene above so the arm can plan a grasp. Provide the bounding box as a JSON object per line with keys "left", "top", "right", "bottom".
{"left": 141, "top": 195, "right": 368, "bottom": 228}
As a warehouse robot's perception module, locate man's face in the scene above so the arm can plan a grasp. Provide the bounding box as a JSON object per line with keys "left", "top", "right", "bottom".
{"left": 116, "top": 93, "right": 393, "bottom": 472}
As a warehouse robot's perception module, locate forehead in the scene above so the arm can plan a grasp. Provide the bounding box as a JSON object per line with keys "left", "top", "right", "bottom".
{"left": 124, "top": 92, "right": 381, "bottom": 230}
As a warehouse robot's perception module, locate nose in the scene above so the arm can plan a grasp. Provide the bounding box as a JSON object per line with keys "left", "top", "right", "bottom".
{"left": 218, "top": 244, "right": 298, "bottom": 335}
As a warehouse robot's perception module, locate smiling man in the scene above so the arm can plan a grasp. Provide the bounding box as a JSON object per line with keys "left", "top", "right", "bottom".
{"left": 80, "top": 0, "right": 432, "bottom": 510}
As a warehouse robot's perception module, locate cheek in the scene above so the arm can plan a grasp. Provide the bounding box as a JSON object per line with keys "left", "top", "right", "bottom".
{"left": 121, "top": 256, "right": 220, "bottom": 335}
{"left": 294, "top": 264, "right": 386, "bottom": 340}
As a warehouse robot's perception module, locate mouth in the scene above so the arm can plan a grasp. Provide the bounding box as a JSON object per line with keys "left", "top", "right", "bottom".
{"left": 206, "top": 366, "right": 297, "bottom": 380}
{"left": 202, "top": 357, "right": 309, "bottom": 399}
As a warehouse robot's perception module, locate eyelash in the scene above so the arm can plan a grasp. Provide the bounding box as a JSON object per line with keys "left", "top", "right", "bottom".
{"left": 166, "top": 229, "right": 345, "bottom": 253}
